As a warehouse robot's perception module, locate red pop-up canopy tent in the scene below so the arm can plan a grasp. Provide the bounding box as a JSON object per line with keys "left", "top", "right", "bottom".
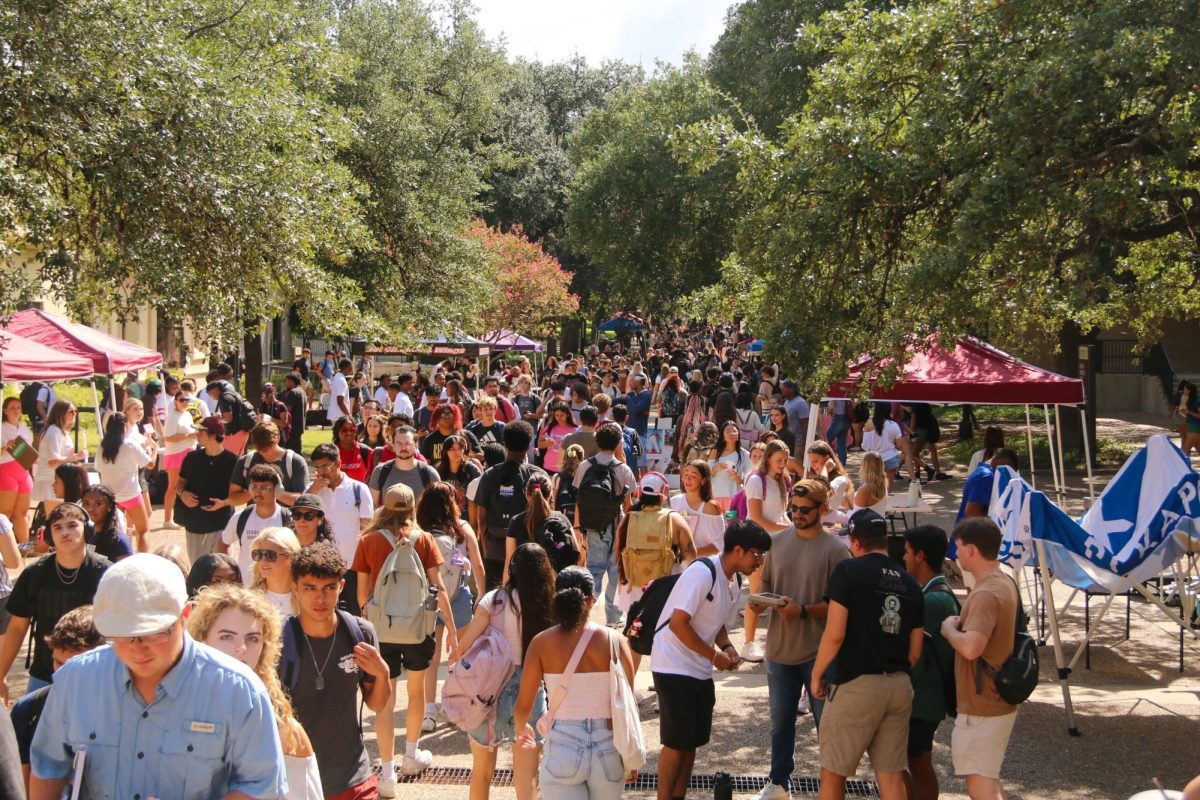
{"left": 0, "top": 331, "right": 94, "bottom": 381}
{"left": 809, "top": 335, "right": 1091, "bottom": 501}
{"left": 824, "top": 336, "right": 1084, "bottom": 405}
{"left": 5, "top": 308, "right": 163, "bottom": 375}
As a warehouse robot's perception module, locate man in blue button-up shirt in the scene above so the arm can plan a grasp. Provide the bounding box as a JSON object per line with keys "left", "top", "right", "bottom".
{"left": 30, "top": 553, "right": 287, "bottom": 800}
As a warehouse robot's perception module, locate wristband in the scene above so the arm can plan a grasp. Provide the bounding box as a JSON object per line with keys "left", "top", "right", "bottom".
{"left": 799, "top": 604, "right": 809, "bottom": 620}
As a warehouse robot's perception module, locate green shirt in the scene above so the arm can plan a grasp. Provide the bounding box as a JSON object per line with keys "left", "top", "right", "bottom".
{"left": 910, "top": 576, "right": 959, "bottom": 721}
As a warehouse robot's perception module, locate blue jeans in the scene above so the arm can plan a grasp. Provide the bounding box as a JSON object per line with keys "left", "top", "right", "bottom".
{"left": 826, "top": 416, "right": 850, "bottom": 463}
{"left": 767, "top": 659, "right": 824, "bottom": 789}
{"left": 586, "top": 525, "right": 621, "bottom": 625}
{"left": 25, "top": 676, "right": 51, "bottom": 695}
{"left": 540, "top": 719, "right": 626, "bottom": 800}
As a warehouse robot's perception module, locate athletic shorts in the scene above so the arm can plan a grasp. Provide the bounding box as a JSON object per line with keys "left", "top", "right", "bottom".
{"left": 380, "top": 635, "right": 436, "bottom": 675}
{"left": 118, "top": 495, "right": 143, "bottom": 511}
{"left": 819, "top": 672, "right": 913, "bottom": 776}
{"left": 907, "top": 716, "right": 941, "bottom": 757}
{"left": 0, "top": 460, "right": 32, "bottom": 493}
{"left": 653, "top": 671, "right": 715, "bottom": 751}
{"left": 951, "top": 711, "right": 1017, "bottom": 779}
{"left": 162, "top": 450, "right": 189, "bottom": 471}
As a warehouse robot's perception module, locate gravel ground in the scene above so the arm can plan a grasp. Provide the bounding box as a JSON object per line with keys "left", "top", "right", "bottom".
{"left": 11, "top": 413, "right": 1200, "bottom": 799}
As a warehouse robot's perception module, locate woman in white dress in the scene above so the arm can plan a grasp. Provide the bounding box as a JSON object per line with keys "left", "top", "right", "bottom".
{"left": 0, "top": 398, "right": 35, "bottom": 542}
{"left": 707, "top": 422, "right": 751, "bottom": 513}
{"left": 31, "top": 401, "right": 86, "bottom": 513}
{"left": 188, "top": 582, "right": 323, "bottom": 800}
{"left": 248, "top": 526, "right": 301, "bottom": 616}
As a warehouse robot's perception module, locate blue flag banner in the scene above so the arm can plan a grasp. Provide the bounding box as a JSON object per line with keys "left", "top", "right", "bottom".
{"left": 990, "top": 436, "right": 1200, "bottom": 593}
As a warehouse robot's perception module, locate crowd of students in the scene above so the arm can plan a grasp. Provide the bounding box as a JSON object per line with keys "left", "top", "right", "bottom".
{"left": 0, "top": 320, "right": 1037, "bottom": 800}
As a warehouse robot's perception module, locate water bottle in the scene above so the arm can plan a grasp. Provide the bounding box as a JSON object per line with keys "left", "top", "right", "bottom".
{"left": 724, "top": 510, "right": 737, "bottom": 528}
{"left": 906, "top": 478, "right": 918, "bottom": 507}
{"left": 424, "top": 584, "right": 439, "bottom": 612}
{"left": 713, "top": 771, "right": 733, "bottom": 800}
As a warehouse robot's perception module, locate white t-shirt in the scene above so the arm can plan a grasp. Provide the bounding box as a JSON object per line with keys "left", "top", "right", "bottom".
{"left": 372, "top": 386, "right": 390, "bottom": 409}
{"left": 0, "top": 421, "right": 33, "bottom": 465}
{"left": 480, "top": 588, "right": 524, "bottom": 666}
{"left": 392, "top": 392, "right": 415, "bottom": 419}
{"left": 315, "top": 478, "right": 374, "bottom": 564}
{"left": 650, "top": 556, "right": 739, "bottom": 680}
{"left": 669, "top": 495, "right": 726, "bottom": 553}
{"left": 465, "top": 475, "right": 482, "bottom": 504}
{"left": 163, "top": 406, "right": 197, "bottom": 455}
{"left": 221, "top": 506, "right": 286, "bottom": 585}
{"left": 197, "top": 391, "right": 217, "bottom": 416}
{"left": 744, "top": 472, "right": 788, "bottom": 526}
{"left": 863, "top": 420, "right": 903, "bottom": 462}
{"left": 265, "top": 590, "right": 293, "bottom": 616}
{"left": 708, "top": 450, "right": 749, "bottom": 499}
{"left": 968, "top": 449, "right": 986, "bottom": 473}
{"left": 97, "top": 440, "right": 152, "bottom": 503}
{"left": 327, "top": 373, "right": 349, "bottom": 422}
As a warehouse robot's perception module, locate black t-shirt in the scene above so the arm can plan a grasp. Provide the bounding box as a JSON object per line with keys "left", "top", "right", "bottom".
{"left": 7, "top": 553, "right": 110, "bottom": 681}
{"left": 293, "top": 358, "right": 311, "bottom": 379}
{"left": 825, "top": 552, "right": 924, "bottom": 684}
{"left": 466, "top": 420, "right": 506, "bottom": 447}
{"left": 281, "top": 387, "right": 307, "bottom": 435}
{"left": 420, "top": 429, "right": 481, "bottom": 463}
{"left": 514, "top": 394, "right": 540, "bottom": 420}
{"left": 175, "top": 448, "right": 239, "bottom": 533}
{"left": 286, "top": 615, "right": 378, "bottom": 796}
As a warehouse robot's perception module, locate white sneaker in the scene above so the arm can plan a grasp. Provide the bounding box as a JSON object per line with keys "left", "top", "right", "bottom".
{"left": 378, "top": 771, "right": 397, "bottom": 798}
{"left": 161, "top": 520, "right": 179, "bottom": 530}
{"left": 743, "top": 641, "right": 766, "bottom": 663}
{"left": 421, "top": 713, "right": 437, "bottom": 732}
{"left": 754, "top": 782, "right": 790, "bottom": 800}
{"left": 797, "top": 691, "right": 810, "bottom": 715}
{"left": 400, "top": 748, "right": 433, "bottom": 775}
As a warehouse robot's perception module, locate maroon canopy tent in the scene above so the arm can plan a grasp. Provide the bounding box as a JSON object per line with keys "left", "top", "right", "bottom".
{"left": 0, "top": 331, "right": 94, "bottom": 381}
{"left": 5, "top": 308, "right": 163, "bottom": 375}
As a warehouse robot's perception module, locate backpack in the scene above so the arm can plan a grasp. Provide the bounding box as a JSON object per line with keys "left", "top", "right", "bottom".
{"left": 727, "top": 472, "right": 765, "bottom": 522}
{"left": 231, "top": 392, "right": 259, "bottom": 433}
{"left": 484, "top": 460, "right": 535, "bottom": 537}
{"left": 362, "top": 529, "right": 437, "bottom": 644}
{"left": 241, "top": 450, "right": 300, "bottom": 489}
{"left": 19, "top": 382, "right": 45, "bottom": 424}
{"left": 280, "top": 610, "right": 368, "bottom": 691}
{"left": 442, "top": 596, "right": 518, "bottom": 745}
{"left": 236, "top": 505, "right": 294, "bottom": 542}
{"left": 974, "top": 575, "right": 1038, "bottom": 705}
{"left": 623, "top": 558, "right": 740, "bottom": 657}
{"left": 924, "top": 580, "right": 961, "bottom": 718}
{"left": 374, "top": 460, "right": 433, "bottom": 496}
{"left": 660, "top": 387, "right": 684, "bottom": 418}
{"left": 620, "top": 508, "right": 677, "bottom": 588}
{"left": 576, "top": 457, "right": 625, "bottom": 532}
{"left": 530, "top": 512, "right": 581, "bottom": 573}
{"left": 430, "top": 527, "right": 467, "bottom": 593}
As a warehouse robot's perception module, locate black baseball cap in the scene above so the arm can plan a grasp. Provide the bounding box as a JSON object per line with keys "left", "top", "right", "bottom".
{"left": 847, "top": 508, "right": 887, "bottom": 538}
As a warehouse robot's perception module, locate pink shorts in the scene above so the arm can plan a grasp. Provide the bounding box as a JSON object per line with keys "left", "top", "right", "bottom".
{"left": 0, "top": 460, "right": 32, "bottom": 494}
{"left": 222, "top": 430, "right": 249, "bottom": 456}
{"left": 162, "top": 450, "right": 189, "bottom": 471}
{"left": 118, "top": 496, "right": 144, "bottom": 511}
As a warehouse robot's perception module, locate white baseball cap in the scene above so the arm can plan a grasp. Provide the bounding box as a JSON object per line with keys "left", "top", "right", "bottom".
{"left": 93, "top": 554, "right": 187, "bottom": 637}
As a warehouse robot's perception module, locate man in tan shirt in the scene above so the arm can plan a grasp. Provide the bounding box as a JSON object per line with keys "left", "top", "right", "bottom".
{"left": 941, "top": 517, "right": 1018, "bottom": 800}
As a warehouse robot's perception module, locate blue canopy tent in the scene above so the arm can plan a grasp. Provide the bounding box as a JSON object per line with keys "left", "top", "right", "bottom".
{"left": 597, "top": 313, "right": 646, "bottom": 334}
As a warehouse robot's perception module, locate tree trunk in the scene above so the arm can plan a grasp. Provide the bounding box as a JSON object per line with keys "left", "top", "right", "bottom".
{"left": 243, "top": 320, "right": 264, "bottom": 402}
{"left": 1054, "top": 320, "right": 1095, "bottom": 464}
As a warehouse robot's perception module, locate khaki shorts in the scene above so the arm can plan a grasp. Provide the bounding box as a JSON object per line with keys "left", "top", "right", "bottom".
{"left": 818, "top": 672, "right": 913, "bottom": 777}
{"left": 951, "top": 711, "right": 1017, "bottom": 779}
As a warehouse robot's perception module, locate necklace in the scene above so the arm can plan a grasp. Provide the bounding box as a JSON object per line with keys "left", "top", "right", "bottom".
{"left": 55, "top": 558, "right": 81, "bottom": 586}
{"left": 301, "top": 625, "right": 338, "bottom": 691}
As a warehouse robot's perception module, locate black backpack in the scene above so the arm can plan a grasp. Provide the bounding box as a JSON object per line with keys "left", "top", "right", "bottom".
{"left": 623, "top": 559, "right": 741, "bottom": 656}
{"left": 924, "top": 580, "right": 961, "bottom": 718}
{"left": 529, "top": 512, "right": 581, "bottom": 573}
{"left": 975, "top": 575, "right": 1039, "bottom": 705}
{"left": 236, "top": 505, "right": 294, "bottom": 542}
{"left": 228, "top": 391, "right": 258, "bottom": 433}
{"left": 19, "top": 382, "right": 45, "bottom": 424}
{"left": 576, "top": 457, "right": 625, "bottom": 532}
{"left": 485, "top": 460, "right": 535, "bottom": 537}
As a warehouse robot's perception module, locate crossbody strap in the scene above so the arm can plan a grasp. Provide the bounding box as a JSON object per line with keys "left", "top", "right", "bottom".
{"left": 542, "top": 624, "right": 597, "bottom": 731}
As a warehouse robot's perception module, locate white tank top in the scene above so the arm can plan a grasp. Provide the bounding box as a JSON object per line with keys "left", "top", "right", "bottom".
{"left": 543, "top": 672, "right": 612, "bottom": 719}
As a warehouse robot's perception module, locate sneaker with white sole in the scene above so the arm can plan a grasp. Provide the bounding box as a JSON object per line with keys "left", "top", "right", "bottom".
{"left": 400, "top": 748, "right": 433, "bottom": 775}
{"left": 378, "top": 771, "right": 397, "bottom": 798}
{"left": 742, "top": 641, "right": 765, "bottom": 663}
{"left": 797, "top": 690, "right": 810, "bottom": 715}
{"left": 161, "top": 520, "right": 179, "bottom": 530}
{"left": 754, "top": 782, "right": 790, "bottom": 800}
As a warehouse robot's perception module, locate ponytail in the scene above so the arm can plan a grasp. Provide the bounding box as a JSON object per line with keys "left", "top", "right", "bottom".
{"left": 524, "top": 481, "right": 553, "bottom": 541}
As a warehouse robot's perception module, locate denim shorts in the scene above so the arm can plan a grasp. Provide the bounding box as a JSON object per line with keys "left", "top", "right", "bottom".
{"left": 468, "top": 665, "right": 546, "bottom": 747}
{"left": 884, "top": 455, "right": 901, "bottom": 472}
{"left": 541, "top": 719, "right": 625, "bottom": 800}
{"left": 437, "top": 583, "right": 474, "bottom": 630}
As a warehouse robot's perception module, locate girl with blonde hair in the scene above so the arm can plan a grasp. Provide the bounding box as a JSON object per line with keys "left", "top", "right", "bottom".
{"left": 743, "top": 438, "right": 794, "bottom": 663}
{"left": 248, "top": 526, "right": 302, "bottom": 615}
{"left": 854, "top": 451, "right": 889, "bottom": 516}
{"left": 188, "top": 582, "right": 322, "bottom": 800}
{"left": 806, "top": 440, "right": 854, "bottom": 524}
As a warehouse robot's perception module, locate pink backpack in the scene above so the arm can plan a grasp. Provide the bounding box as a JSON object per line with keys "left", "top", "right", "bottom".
{"left": 728, "top": 473, "right": 762, "bottom": 522}
{"left": 441, "top": 598, "right": 517, "bottom": 744}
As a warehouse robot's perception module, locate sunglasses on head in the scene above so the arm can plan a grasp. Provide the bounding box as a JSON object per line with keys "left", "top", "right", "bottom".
{"left": 293, "top": 511, "right": 323, "bottom": 521}
{"left": 251, "top": 549, "right": 284, "bottom": 562}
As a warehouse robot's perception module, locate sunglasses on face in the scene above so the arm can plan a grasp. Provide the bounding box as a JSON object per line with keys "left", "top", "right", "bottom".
{"left": 789, "top": 504, "right": 818, "bottom": 515}
{"left": 293, "top": 511, "right": 323, "bottom": 521}
{"left": 251, "top": 549, "right": 285, "bottom": 562}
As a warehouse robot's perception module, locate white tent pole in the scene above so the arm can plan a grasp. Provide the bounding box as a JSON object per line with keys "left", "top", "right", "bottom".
{"left": 89, "top": 378, "right": 101, "bottom": 464}
{"left": 1035, "top": 539, "right": 1080, "bottom": 735}
{"left": 803, "top": 399, "right": 820, "bottom": 458}
{"left": 1044, "top": 403, "right": 1063, "bottom": 503}
{"left": 1054, "top": 405, "right": 1068, "bottom": 505}
{"left": 1080, "top": 407, "right": 1096, "bottom": 504}
{"left": 1025, "top": 405, "right": 1037, "bottom": 490}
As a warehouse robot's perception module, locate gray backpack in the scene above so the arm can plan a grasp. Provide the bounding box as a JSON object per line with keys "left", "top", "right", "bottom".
{"left": 363, "top": 529, "right": 436, "bottom": 644}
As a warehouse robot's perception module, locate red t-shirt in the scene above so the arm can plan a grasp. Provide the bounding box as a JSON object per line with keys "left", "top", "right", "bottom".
{"left": 338, "top": 443, "right": 372, "bottom": 483}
